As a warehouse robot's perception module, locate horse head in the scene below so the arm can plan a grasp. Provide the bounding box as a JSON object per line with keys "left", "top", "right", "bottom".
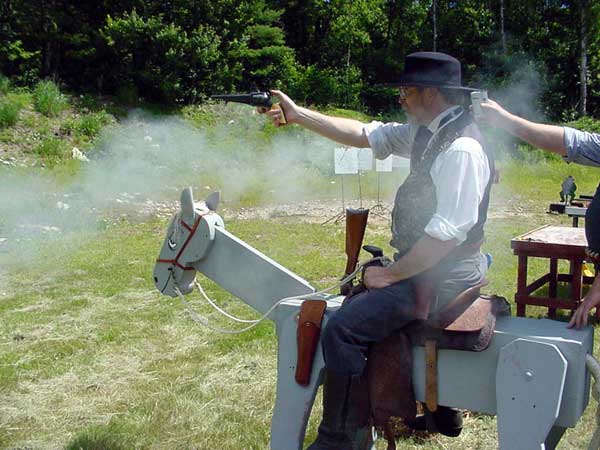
{"left": 153, "top": 187, "right": 223, "bottom": 297}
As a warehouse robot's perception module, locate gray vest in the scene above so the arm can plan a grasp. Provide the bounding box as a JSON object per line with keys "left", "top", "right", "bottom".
{"left": 390, "top": 110, "right": 494, "bottom": 260}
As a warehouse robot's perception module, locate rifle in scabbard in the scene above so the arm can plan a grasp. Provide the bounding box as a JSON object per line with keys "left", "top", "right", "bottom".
{"left": 340, "top": 208, "right": 370, "bottom": 295}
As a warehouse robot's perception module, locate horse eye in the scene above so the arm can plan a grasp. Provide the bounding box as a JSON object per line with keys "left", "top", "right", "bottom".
{"left": 168, "top": 238, "right": 178, "bottom": 250}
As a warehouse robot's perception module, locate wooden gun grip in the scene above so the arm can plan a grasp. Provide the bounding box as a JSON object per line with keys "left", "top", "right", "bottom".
{"left": 270, "top": 103, "right": 287, "bottom": 124}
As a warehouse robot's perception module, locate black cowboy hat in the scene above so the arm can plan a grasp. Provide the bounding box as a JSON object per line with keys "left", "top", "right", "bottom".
{"left": 389, "top": 51, "right": 476, "bottom": 91}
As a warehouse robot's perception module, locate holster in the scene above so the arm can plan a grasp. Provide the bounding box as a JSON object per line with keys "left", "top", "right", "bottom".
{"left": 295, "top": 299, "right": 327, "bottom": 386}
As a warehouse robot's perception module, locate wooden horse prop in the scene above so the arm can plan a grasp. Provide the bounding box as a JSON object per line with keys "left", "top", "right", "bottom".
{"left": 153, "top": 187, "right": 597, "bottom": 450}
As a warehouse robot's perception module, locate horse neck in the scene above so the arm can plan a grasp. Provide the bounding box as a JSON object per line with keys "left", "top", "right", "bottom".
{"left": 192, "top": 227, "right": 315, "bottom": 315}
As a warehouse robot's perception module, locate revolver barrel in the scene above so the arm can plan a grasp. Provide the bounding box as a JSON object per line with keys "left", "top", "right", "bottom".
{"left": 211, "top": 92, "right": 273, "bottom": 108}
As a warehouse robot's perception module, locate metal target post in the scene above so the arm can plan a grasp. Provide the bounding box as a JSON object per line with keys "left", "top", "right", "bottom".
{"left": 370, "top": 154, "right": 394, "bottom": 218}
{"left": 355, "top": 148, "right": 373, "bottom": 211}
{"left": 323, "top": 147, "right": 359, "bottom": 225}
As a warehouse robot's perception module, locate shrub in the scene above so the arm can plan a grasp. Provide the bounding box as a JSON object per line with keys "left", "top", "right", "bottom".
{"left": 114, "top": 82, "right": 139, "bottom": 106}
{"left": 76, "top": 112, "right": 113, "bottom": 138}
{"left": 33, "top": 80, "right": 68, "bottom": 117}
{"left": 0, "top": 74, "right": 10, "bottom": 95}
{"left": 33, "top": 137, "right": 66, "bottom": 160}
{"left": 77, "top": 93, "right": 101, "bottom": 111}
{"left": 566, "top": 116, "right": 600, "bottom": 134}
{"left": 0, "top": 97, "right": 20, "bottom": 128}
{"left": 288, "top": 64, "right": 364, "bottom": 109}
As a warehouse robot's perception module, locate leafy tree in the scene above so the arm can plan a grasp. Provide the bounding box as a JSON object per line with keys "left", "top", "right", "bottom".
{"left": 323, "top": 0, "right": 384, "bottom": 107}
{"left": 101, "top": 11, "right": 222, "bottom": 103}
{"left": 229, "top": 1, "right": 298, "bottom": 91}
{"left": 431, "top": 1, "right": 495, "bottom": 75}
{"left": 0, "top": 0, "right": 598, "bottom": 116}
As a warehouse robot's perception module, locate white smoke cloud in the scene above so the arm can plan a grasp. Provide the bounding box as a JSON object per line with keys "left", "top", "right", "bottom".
{"left": 0, "top": 108, "right": 347, "bottom": 264}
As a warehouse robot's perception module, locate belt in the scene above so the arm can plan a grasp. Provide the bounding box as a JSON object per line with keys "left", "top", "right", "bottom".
{"left": 447, "top": 240, "right": 483, "bottom": 260}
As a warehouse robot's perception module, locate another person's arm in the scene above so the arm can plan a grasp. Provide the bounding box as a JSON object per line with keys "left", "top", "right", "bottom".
{"left": 568, "top": 277, "right": 600, "bottom": 329}
{"left": 479, "top": 99, "right": 566, "bottom": 156}
{"left": 262, "top": 90, "right": 370, "bottom": 148}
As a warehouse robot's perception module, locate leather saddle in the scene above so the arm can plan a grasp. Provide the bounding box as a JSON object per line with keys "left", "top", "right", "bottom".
{"left": 367, "top": 278, "right": 510, "bottom": 450}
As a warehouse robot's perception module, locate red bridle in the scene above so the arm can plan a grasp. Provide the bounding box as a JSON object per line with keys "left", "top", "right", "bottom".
{"left": 156, "top": 214, "right": 204, "bottom": 271}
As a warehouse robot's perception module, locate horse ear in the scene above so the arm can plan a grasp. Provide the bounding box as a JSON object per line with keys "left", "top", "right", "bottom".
{"left": 205, "top": 191, "right": 220, "bottom": 212}
{"left": 180, "top": 187, "right": 195, "bottom": 222}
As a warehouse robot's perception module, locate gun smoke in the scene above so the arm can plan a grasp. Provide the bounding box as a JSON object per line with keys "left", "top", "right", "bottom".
{"left": 0, "top": 107, "right": 361, "bottom": 265}
{"left": 0, "top": 62, "right": 553, "bottom": 268}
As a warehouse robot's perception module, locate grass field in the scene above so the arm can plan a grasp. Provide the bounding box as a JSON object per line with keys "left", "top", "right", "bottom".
{"left": 2, "top": 98, "right": 600, "bottom": 449}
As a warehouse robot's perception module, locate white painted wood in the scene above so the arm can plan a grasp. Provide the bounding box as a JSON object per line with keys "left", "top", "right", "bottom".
{"left": 565, "top": 206, "right": 587, "bottom": 217}
{"left": 273, "top": 302, "right": 593, "bottom": 449}
{"left": 154, "top": 194, "right": 595, "bottom": 449}
{"left": 496, "top": 339, "right": 567, "bottom": 450}
{"left": 193, "top": 227, "right": 315, "bottom": 315}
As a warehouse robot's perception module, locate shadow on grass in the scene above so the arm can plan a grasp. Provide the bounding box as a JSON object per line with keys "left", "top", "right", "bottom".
{"left": 65, "top": 423, "right": 132, "bottom": 450}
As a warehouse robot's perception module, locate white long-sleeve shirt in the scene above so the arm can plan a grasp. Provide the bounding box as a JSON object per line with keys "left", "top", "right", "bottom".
{"left": 364, "top": 106, "right": 491, "bottom": 244}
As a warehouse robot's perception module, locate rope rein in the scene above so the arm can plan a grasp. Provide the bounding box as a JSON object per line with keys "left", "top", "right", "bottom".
{"left": 173, "top": 256, "right": 383, "bottom": 335}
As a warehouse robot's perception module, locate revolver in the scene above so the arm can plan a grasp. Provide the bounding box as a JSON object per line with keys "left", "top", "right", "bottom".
{"left": 211, "top": 91, "right": 287, "bottom": 124}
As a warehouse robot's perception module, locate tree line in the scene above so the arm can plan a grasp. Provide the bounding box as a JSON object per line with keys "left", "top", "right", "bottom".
{"left": 1, "top": 0, "right": 598, "bottom": 119}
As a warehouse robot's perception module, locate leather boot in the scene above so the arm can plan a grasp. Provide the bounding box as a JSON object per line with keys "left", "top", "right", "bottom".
{"left": 404, "top": 405, "right": 463, "bottom": 437}
{"left": 348, "top": 374, "right": 374, "bottom": 450}
{"left": 352, "top": 426, "right": 375, "bottom": 450}
{"left": 307, "top": 370, "right": 372, "bottom": 450}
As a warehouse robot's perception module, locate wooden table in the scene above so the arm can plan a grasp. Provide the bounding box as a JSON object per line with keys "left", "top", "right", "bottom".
{"left": 511, "top": 225, "right": 596, "bottom": 318}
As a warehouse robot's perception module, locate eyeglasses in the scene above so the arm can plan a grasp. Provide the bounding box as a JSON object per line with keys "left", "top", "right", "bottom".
{"left": 399, "top": 86, "right": 418, "bottom": 100}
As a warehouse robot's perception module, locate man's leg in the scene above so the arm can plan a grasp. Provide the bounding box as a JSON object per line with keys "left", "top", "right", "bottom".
{"left": 406, "top": 253, "right": 489, "bottom": 437}
{"left": 307, "top": 370, "right": 371, "bottom": 450}
{"left": 308, "top": 280, "right": 417, "bottom": 450}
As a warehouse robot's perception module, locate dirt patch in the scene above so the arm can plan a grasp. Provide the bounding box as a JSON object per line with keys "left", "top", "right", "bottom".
{"left": 138, "top": 194, "right": 533, "bottom": 226}
{"left": 223, "top": 199, "right": 393, "bottom": 226}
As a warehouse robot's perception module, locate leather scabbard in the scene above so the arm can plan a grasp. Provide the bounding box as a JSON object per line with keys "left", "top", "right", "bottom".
{"left": 295, "top": 299, "right": 327, "bottom": 386}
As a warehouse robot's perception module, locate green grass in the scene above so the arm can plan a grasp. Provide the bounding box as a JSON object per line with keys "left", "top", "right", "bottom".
{"left": 33, "top": 136, "right": 67, "bottom": 161}
{"left": 65, "top": 422, "right": 134, "bottom": 450}
{"left": 0, "top": 80, "right": 116, "bottom": 164}
{"left": 1, "top": 160, "right": 599, "bottom": 449}
{"left": 61, "top": 111, "right": 115, "bottom": 141}
{"left": 2, "top": 97, "right": 600, "bottom": 448}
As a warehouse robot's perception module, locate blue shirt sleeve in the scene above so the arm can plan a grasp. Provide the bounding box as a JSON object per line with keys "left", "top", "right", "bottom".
{"left": 563, "top": 126, "right": 600, "bottom": 167}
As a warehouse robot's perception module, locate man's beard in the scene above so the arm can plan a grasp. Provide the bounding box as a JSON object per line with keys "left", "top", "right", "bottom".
{"left": 406, "top": 113, "right": 419, "bottom": 125}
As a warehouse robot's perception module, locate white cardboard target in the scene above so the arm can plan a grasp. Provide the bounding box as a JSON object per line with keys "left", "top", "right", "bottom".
{"left": 334, "top": 147, "right": 359, "bottom": 174}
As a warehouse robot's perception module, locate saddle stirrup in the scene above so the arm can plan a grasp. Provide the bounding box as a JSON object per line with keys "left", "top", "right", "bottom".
{"left": 425, "top": 339, "right": 438, "bottom": 412}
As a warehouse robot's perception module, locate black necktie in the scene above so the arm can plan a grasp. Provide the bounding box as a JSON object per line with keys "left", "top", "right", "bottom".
{"left": 411, "top": 126, "right": 433, "bottom": 170}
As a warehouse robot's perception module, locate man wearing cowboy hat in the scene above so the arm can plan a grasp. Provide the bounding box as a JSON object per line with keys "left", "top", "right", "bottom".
{"left": 261, "top": 52, "right": 493, "bottom": 449}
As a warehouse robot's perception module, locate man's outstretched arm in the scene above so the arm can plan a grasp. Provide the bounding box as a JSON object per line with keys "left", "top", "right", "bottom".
{"left": 480, "top": 99, "right": 566, "bottom": 156}
{"left": 261, "top": 90, "right": 370, "bottom": 148}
